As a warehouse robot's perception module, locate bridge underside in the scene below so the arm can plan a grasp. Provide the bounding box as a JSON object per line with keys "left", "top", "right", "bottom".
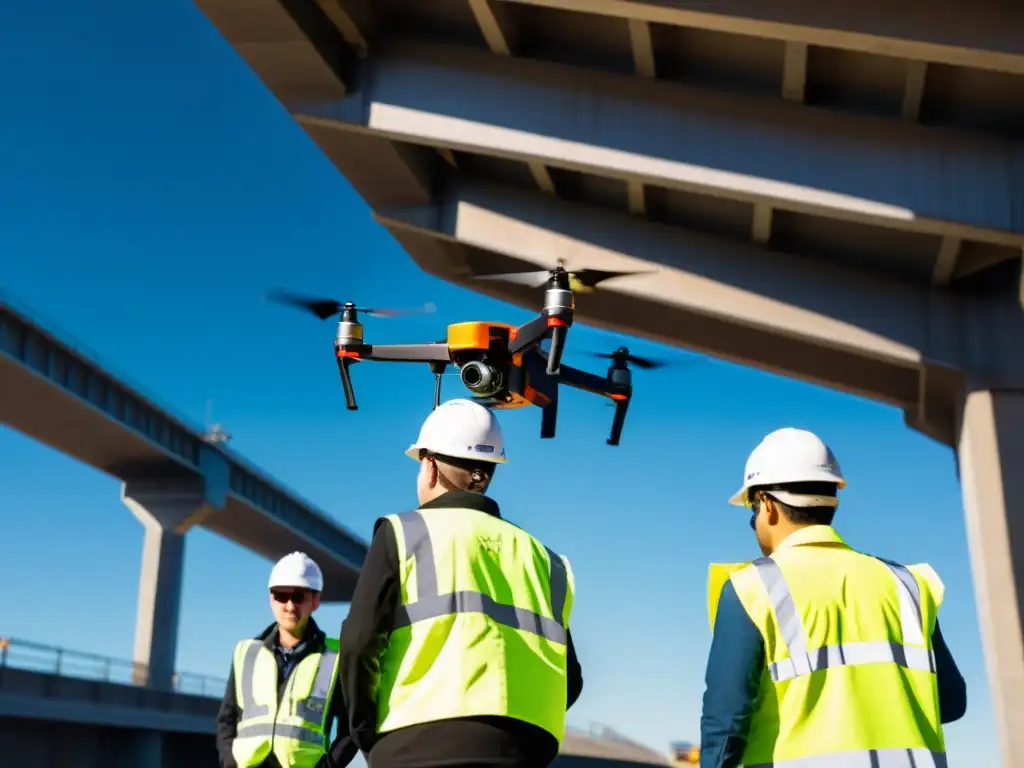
{"left": 192, "top": 0, "right": 1023, "bottom": 764}
{"left": 1, "top": 302, "right": 366, "bottom": 702}
{"left": 0, "top": 668, "right": 218, "bottom": 768}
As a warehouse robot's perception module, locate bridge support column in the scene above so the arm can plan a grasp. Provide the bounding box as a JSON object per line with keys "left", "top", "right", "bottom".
{"left": 121, "top": 472, "right": 224, "bottom": 692}
{"left": 957, "top": 388, "right": 1024, "bottom": 768}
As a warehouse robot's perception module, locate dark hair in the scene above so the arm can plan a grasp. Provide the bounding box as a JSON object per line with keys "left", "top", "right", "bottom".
{"left": 750, "top": 481, "right": 838, "bottom": 526}
{"left": 420, "top": 450, "right": 496, "bottom": 493}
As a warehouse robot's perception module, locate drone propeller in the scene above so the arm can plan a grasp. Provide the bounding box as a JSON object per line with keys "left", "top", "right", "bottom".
{"left": 590, "top": 346, "right": 666, "bottom": 370}
{"left": 472, "top": 260, "right": 654, "bottom": 292}
{"left": 266, "top": 289, "right": 436, "bottom": 321}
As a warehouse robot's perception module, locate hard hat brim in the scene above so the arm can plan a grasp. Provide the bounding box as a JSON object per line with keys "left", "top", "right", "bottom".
{"left": 268, "top": 578, "right": 320, "bottom": 591}
{"left": 405, "top": 443, "right": 508, "bottom": 464}
{"left": 728, "top": 487, "right": 747, "bottom": 507}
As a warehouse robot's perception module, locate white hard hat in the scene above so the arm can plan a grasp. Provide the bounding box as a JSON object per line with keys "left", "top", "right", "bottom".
{"left": 728, "top": 427, "right": 845, "bottom": 507}
{"left": 405, "top": 398, "right": 508, "bottom": 464}
{"left": 268, "top": 552, "right": 324, "bottom": 592}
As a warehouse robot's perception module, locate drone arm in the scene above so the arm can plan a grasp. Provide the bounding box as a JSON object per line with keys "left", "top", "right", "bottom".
{"left": 508, "top": 316, "right": 550, "bottom": 355}
{"left": 510, "top": 315, "right": 571, "bottom": 376}
{"left": 557, "top": 363, "right": 625, "bottom": 398}
{"left": 360, "top": 343, "right": 452, "bottom": 363}
{"left": 557, "top": 363, "right": 632, "bottom": 446}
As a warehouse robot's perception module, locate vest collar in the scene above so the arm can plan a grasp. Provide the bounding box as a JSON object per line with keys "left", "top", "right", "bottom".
{"left": 258, "top": 617, "right": 327, "bottom": 653}
{"left": 774, "top": 524, "right": 847, "bottom": 553}
{"left": 420, "top": 490, "right": 501, "bottom": 518}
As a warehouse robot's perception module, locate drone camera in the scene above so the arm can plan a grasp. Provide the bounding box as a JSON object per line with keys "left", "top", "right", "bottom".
{"left": 460, "top": 360, "right": 504, "bottom": 397}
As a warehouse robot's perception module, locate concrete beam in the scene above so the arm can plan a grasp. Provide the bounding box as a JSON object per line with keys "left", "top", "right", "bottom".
{"left": 376, "top": 178, "right": 956, "bottom": 401}
{"left": 313, "top": 0, "right": 369, "bottom": 57}
{"left": 627, "top": 18, "right": 656, "bottom": 78}
{"left": 469, "top": 0, "right": 517, "bottom": 55}
{"left": 466, "top": 1, "right": 557, "bottom": 197}
{"left": 497, "top": 0, "right": 1024, "bottom": 75}
{"left": 932, "top": 237, "right": 961, "bottom": 286}
{"left": 193, "top": 0, "right": 357, "bottom": 99}
{"left": 122, "top": 473, "right": 227, "bottom": 692}
{"left": 626, "top": 180, "right": 645, "bottom": 216}
{"left": 957, "top": 388, "right": 1024, "bottom": 768}
{"left": 781, "top": 41, "right": 807, "bottom": 104}
{"left": 292, "top": 41, "right": 1024, "bottom": 245}
{"left": 901, "top": 60, "right": 929, "bottom": 123}
{"left": 751, "top": 203, "right": 773, "bottom": 244}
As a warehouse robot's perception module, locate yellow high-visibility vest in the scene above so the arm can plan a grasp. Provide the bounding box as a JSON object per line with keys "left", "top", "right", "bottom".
{"left": 708, "top": 525, "right": 946, "bottom": 768}
{"left": 230, "top": 636, "right": 340, "bottom": 768}
{"left": 375, "top": 507, "right": 575, "bottom": 742}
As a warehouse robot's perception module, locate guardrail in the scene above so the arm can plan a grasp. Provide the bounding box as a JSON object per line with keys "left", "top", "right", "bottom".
{"left": 0, "top": 636, "right": 227, "bottom": 698}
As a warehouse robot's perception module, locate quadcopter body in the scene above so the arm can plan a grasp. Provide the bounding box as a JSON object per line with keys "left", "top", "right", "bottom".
{"left": 269, "top": 263, "right": 661, "bottom": 446}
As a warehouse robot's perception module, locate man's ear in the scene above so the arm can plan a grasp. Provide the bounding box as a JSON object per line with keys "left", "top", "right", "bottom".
{"left": 765, "top": 498, "right": 781, "bottom": 526}
{"left": 311, "top": 593, "right": 321, "bottom": 612}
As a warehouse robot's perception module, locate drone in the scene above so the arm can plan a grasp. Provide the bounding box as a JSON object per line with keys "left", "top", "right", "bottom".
{"left": 267, "top": 261, "right": 669, "bottom": 446}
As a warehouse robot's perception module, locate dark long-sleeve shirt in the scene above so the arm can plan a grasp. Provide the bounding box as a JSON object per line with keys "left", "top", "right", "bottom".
{"left": 699, "top": 577, "right": 967, "bottom": 768}
{"left": 339, "top": 490, "right": 583, "bottom": 767}
{"left": 216, "top": 618, "right": 358, "bottom": 768}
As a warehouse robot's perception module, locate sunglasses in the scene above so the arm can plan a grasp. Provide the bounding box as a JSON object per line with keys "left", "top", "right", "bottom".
{"left": 271, "top": 589, "right": 309, "bottom": 605}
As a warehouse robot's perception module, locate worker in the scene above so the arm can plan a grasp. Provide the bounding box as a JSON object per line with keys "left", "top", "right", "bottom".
{"left": 700, "top": 427, "right": 967, "bottom": 768}
{"left": 339, "top": 398, "right": 583, "bottom": 767}
{"left": 216, "top": 552, "right": 358, "bottom": 768}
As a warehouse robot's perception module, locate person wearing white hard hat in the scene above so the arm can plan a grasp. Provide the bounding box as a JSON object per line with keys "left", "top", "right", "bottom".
{"left": 216, "top": 552, "right": 358, "bottom": 768}
{"left": 699, "top": 428, "right": 966, "bottom": 768}
{"left": 339, "top": 399, "right": 583, "bottom": 768}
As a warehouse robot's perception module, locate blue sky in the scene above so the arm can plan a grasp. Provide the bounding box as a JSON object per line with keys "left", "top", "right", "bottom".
{"left": 0, "top": 2, "right": 1000, "bottom": 766}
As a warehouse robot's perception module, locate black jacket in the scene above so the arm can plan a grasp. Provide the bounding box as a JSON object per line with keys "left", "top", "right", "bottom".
{"left": 216, "top": 618, "right": 359, "bottom": 768}
{"left": 339, "top": 490, "right": 584, "bottom": 768}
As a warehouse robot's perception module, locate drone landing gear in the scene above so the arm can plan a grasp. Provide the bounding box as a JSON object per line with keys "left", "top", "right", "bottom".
{"left": 607, "top": 396, "right": 629, "bottom": 446}
{"left": 541, "top": 389, "right": 558, "bottom": 439}
{"left": 336, "top": 354, "right": 359, "bottom": 411}
{"left": 429, "top": 361, "right": 448, "bottom": 410}
{"left": 546, "top": 323, "right": 568, "bottom": 376}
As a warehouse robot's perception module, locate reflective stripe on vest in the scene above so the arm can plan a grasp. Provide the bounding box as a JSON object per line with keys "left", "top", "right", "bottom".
{"left": 745, "top": 746, "right": 948, "bottom": 768}
{"left": 392, "top": 510, "right": 569, "bottom": 644}
{"left": 752, "top": 557, "right": 936, "bottom": 684}
{"left": 237, "top": 641, "right": 271, "bottom": 724}
{"left": 235, "top": 642, "right": 339, "bottom": 747}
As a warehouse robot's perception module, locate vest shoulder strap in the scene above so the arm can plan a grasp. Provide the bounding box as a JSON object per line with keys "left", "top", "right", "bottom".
{"left": 234, "top": 638, "right": 260, "bottom": 660}
{"left": 906, "top": 563, "right": 945, "bottom": 608}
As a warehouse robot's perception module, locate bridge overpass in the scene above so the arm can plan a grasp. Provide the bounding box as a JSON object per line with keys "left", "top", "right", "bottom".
{"left": 0, "top": 636, "right": 220, "bottom": 767}
{"left": 0, "top": 297, "right": 369, "bottom": 694}
{"left": 189, "top": 0, "right": 1024, "bottom": 765}
{"left": 1, "top": 636, "right": 669, "bottom": 768}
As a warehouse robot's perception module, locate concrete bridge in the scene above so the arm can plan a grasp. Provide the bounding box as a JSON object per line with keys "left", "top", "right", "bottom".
{"left": 188, "top": 1, "right": 1024, "bottom": 764}
{"left": 0, "top": 296, "right": 369, "bottom": 693}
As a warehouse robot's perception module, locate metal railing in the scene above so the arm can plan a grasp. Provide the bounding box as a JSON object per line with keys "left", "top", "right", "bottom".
{"left": 0, "top": 636, "right": 227, "bottom": 698}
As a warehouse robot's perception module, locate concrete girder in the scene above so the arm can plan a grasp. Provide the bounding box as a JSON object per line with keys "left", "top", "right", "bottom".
{"left": 375, "top": 178, "right": 940, "bottom": 402}
{"left": 122, "top": 469, "right": 228, "bottom": 692}
{"left": 193, "top": 0, "right": 359, "bottom": 98}
{"left": 375, "top": 179, "right": 1024, "bottom": 429}
{"left": 497, "top": 0, "right": 1024, "bottom": 75}
{"left": 292, "top": 41, "right": 1024, "bottom": 247}
{"left": 957, "top": 388, "right": 1024, "bottom": 767}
